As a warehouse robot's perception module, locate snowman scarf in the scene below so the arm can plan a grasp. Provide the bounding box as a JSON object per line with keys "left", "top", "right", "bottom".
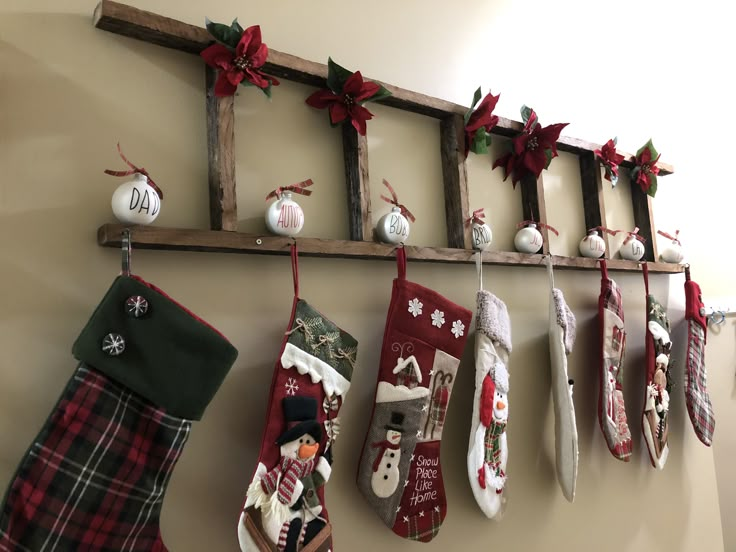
{"left": 261, "top": 457, "right": 317, "bottom": 505}
{"left": 371, "top": 441, "right": 401, "bottom": 472}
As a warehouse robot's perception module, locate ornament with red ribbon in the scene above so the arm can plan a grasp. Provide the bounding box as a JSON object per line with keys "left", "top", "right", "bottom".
{"left": 514, "top": 220, "right": 558, "bottom": 254}
{"left": 620, "top": 226, "right": 647, "bottom": 261}
{"left": 657, "top": 229, "right": 683, "bottom": 263}
{"left": 579, "top": 227, "right": 615, "bottom": 259}
{"left": 380, "top": 179, "right": 415, "bottom": 222}
{"left": 265, "top": 179, "right": 314, "bottom": 201}
{"left": 104, "top": 143, "right": 163, "bottom": 199}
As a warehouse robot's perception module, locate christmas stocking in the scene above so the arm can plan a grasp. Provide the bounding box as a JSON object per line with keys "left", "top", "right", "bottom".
{"left": 356, "top": 247, "right": 471, "bottom": 542}
{"left": 684, "top": 266, "right": 714, "bottom": 446}
{"left": 467, "top": 255, "right": 512, "bottom": 519}
{"left": 641, "top": 263, "right": 673, "bottom": 470}
{"left": 238, "top": 245, "right": 358, "bottom": 552}
{"left": 545, "top": 258, "right": 578, "bottom": 502}
{"left": 597, "top": 259, "right": 633, "bottom": 461}
{"left": 0, "top": 274, "right": 238, "bottom": 551}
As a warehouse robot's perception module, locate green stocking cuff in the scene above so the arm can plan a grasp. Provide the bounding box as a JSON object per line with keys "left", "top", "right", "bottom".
{"left": 72, "top": 275, "right": 238, "bottom": 420}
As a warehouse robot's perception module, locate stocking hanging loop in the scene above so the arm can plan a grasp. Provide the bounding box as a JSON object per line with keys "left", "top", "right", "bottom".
{"left": 544, "top": 255, "right": 555, "bottom": 288}
{"left": 396, "top": 245, "right": 407, "bottom": 280}
{"left": 475, "top": 252, "right": 483, "bottom": 291}
{"left": 121, "top": 229, "right": 132, "bottom": 277}
{"left": 642, "top": 262, "right": 650, "bottom": 295}
{"left": 599, "top": 258, "right": 609, "bottom": 280}
{"left": 290, "top": 243, "right": 300, "bottom": 298}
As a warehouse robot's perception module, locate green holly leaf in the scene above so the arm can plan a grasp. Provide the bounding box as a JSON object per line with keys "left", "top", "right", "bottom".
{"left": 261, "top": 81, "right": 273, "bottom": 99}
{"left": 544, "top": 148, "right": 554, "bottom": 169}
{"left": 470, "top": 127, "right": 489, "bottom": 155}
{"left": 326, "top": 58, "right": 353, "bottom": 94}
{"left": 610, "top": 172, "right": 619, "bottom": 188}
{"left": 521, "top": 105, "right": 533, "bottom": 124}
{"left": 230, "top": 18, "right": 244, "bottom": 35}
{"left": 366, "top": 84, "right": 392, "bottom": 103}
{"left": 485, "top": 133, "right": 493, "bottom": 147}
{"left": 647, "top": 175, "right": 658, "bottom": 197}
{"left": 637, "top": 138, "right": 659, "bottom": 160}
{"left": 205, "top": 18, "right": 241, "bottom": 49}
{"left": 612, "top": 136, "right": 618, "bottom": 146}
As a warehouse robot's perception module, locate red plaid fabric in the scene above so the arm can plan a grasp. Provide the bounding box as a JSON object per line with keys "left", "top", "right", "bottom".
{"left": 685, "top": 320, "right": 714, "bottom": 446}
{"left": 0, "top": 365, "right": 190, "bottom": 551}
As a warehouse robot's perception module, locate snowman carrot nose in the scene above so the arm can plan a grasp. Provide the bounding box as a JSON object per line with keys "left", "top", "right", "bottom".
{"left": 298, "top": 442, "right": 319, "bottom": 459}
{"left": 496, "top": 401, "right": 506, "bottom": 410}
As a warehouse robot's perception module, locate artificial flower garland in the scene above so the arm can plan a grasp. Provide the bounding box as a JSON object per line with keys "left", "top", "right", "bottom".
{"left": 201, "top": 19, "right": 280, "bottom": 98}
{"left": 464, "top": 88, "right": 500, "bottom": 157}
{"left": 305, "top": 58, "right": 391, "bottom": 136}
{"left": 595, "top": 137, "right": 625, "bottom": 187}
{"left": 493, "top": 106, "right": 568, "bottom": 188}
{"left": 631, "top": 139, "right": 661, "bottom": 197}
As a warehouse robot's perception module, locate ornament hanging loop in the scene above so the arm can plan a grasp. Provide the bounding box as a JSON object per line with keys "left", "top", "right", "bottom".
{"left": 380, "top": 179, "right": 415, "bottom": 222}
{"left": 265, "top": 178, "right": 314, "bottom": 201}
{"left": 105, "top": 143, "right": 163, "bottom": 200}
{"left": 121, "top": 229, "right": 132, "bottom": 277}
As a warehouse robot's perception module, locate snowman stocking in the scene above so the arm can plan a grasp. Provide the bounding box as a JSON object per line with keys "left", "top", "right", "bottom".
{"left": 467, "top": 255, "right": 512, "bottom": 519}
{"left": 0, "top": 271, "right": 238, "bottom": 551}
{"left": 545, "top": 258, "right": 578, "bottom": 502}
{"left": 684, "top": 266, "right": 714, "bottom": 446}
{"left": 356, "top": 247, "right": 471, "bottom": 542}
{"left": 238, "top": 245, "right": 358, "bottom": 552}
{"left": 641, "top": 263, "right": 673, "bottom": 470}
{"left": 597, "top": 260, "right": 633, "bottom": 461}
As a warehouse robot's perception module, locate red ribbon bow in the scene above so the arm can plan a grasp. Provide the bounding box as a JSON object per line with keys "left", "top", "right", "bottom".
{"left": 380, "top": 179, "right": 415, "bottom": 222}
{"left": 584, "top": 226, "right": 618, "bottom": 240}
{"left": 657, "top": 229, "right": 680, "bottom": 244}
{"left": 104, "top": 143, "right": 163, "bottom": 199}
{"left": 466, "top": 208, "right": 486, "bottom": 227}
{"left": 265, "top": 179, "right": 314, "bottom": 201}
{"left": 517, "top": 220, "right": 559, "bottom": 238}
{"left": 623, "top": 226, "right": 646, "bottom": 245}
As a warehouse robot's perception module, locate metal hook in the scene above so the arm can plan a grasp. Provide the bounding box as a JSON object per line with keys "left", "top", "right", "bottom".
{"left": 121, "top": 229, "right": 132, "bottom": 276}
{"left": 709, "top": 310, "right": 726, "bottom": 326}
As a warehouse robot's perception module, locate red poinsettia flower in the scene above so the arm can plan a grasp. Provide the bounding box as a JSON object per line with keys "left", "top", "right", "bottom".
{"left": 595, "top": 138, "right": 625, "bottom": 184}
{"left": 201, "top": 25, "right": 279, "bottom": 97}
{"left": 464, "top": 91, "right": 500, "bottom": 157}
{"left": 493, "top": 108, "right": 568, "bottom": 187}
{"left": 633, "top": 146, "right": 661, "bottom": 193}
{"left": 305, "top": 71, "right": 380, "bottom": 135}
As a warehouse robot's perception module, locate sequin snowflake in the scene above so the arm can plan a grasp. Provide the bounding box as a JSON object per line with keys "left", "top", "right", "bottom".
{"left": 408, "top": 298, "right": 423, "bottom": 317}
{"left": 431, "top": 309, "right": 445, "bottom": 328}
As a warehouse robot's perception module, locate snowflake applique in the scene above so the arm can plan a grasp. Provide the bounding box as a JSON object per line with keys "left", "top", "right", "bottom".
{"left": 451, "top": 320, "right": 465, "bottom": 339}
{"left": 431, "top": 309, "right": 445, "bottom": 328}
{"left": 418, "top": 511, "right": 425, "bottom": 518}
{"left": 285, "top": 377, "right": 299, "bottom": 396}
{"left": 408, "top": 298, "right": 423, "bottom": 318}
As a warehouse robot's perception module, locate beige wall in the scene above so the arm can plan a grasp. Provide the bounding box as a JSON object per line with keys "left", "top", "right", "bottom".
{"left": 1, "top": 1, "right": 734, "bottom": 551}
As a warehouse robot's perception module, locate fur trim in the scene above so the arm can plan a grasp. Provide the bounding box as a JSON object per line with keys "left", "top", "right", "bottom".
{"left": 484, "top": 464, "right": 507, "bottom": 491}
{"left": 552, "top": 288, "right": 576, "bottom": 355}
{"left": 316, "top": 456, "right": 332, "bottom": 481}
{"left": 493, "top": 362, "right": 510, "bottom": 394}
{"left": 476, "top": 290, "right": 512, "bottom": 353}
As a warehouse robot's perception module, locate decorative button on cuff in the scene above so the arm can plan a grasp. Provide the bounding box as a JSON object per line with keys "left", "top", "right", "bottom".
{"left": 126, "top": 295, "right": 149, "bottom": 318}
{"left": 102, "top": 333, "right": 126, "bottom": 356}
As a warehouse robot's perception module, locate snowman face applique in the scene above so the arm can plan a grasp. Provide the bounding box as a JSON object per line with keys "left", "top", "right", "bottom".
{"left": 387, "top": 429, "right": 402, "bottom": 445}
{"left": 281, "top": 433, "right": 320, "bottom": 461}
{"left": 493, "top": 392, "right": 508, "bottom": 422}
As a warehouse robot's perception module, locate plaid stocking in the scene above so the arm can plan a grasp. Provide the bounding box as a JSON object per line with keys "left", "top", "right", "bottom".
{"left": 546, "top": 259, "right": 578, "bottom": 502}
{"left": 0, "top": 275, "right": 238, "bottom": 551}
{"left": 640, "top": 263, "right": 673, "bottom": 470}
{"left": 597, "top": 260, "right": 633, "bottom": 461}
{"left": 356, "top": 247, "right": 471, "bottom": 542}
{"left": 684, "top": 267, "right": 714, "bottom": 446}
{"left": 467, "top": 255, "right": 512, "bottom": 519}
{"left": 238, "top": 245, "right": 357, "bottom": 552}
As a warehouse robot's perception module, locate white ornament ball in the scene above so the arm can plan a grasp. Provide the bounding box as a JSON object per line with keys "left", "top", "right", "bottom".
{"left": 660, "top": 240, "right": 684, "bottom": 263}
{"left": 514, "top": 224, "right": 543, "bottom": 254}
{"left": 375, "top": 207, "right": 410, "bottom": 245}
{"left": 111, "top": 174, "right": 161, "bottom": 225}
{"left": 471, "top": 222, "right": 493, "bottom": 251}
{"left": 579, "top": 230, "right": 606, "bottom": 258}
{"left": 620, "top": 238, "right": 645, "bottom": 261}
{"left": 265, "top": 192, "right": 304, "bottom": 237}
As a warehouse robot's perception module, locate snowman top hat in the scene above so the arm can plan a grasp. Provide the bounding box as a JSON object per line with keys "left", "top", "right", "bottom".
{"left": 276, "top": 396, "right": 322, "bottom": 446}
{"left": 385, "top": 411, "right": 405, "bottom": 433}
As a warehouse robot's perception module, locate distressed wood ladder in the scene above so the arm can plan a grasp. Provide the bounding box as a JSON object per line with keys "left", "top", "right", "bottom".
{"left": 94, "top": 0, "right": 681, "bottom": 273}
